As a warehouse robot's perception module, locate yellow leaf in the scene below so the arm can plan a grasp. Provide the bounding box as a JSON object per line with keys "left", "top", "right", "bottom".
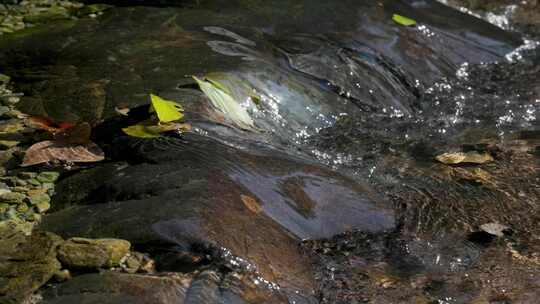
{"left": 392, "top": 14, "right": 417, "bottom": 26}
{"left": 122, "top": 125, "right": 161, "bottom": 138}
{"left": 122, "top": 122, "right": 191, "bottom": 139}
{"left": 149, "top": 94, "right": 184, "bottom": 123}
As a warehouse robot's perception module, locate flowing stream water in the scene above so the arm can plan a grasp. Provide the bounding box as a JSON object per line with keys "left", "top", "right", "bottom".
{"left": 1, "top": 0, "right": 539, "bottom": 303}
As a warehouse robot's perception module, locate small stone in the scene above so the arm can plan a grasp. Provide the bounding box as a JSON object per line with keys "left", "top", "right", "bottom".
{"left": 27, "top": 188, "right": 47, "bottom": 196}
{"left": 27, "top": 178, "right": 41, "bottom": 186}
{"left": 42, "top": 182, "right": 55, "bottom": 190}
{"left": 0, "top": 203, "right": 9, "bottom": 213}
{"left": 0, "top": 140, "right": 20, "bottom": 150}
{"left": 3, "top": 96, "right": 20, "bottom": 105}
{"left": 57, "top": 238, "right": 131, "bottom": 269}
{"left": 0, "top": 73, "right": 10, "bottom": 83}
{"left": 0, "top": 176, "right": 17, "bottom": 186}
{"left": 4, "top": 109, "right": 26, "bottom": 119}
{"left": 16, "top": 203, "right": 29, "bottom": 213}
{"left": 18, "top": 172, "right": 37, "bottom": 179}
{"left": 30, "top": 213, "right": 42, "bottom": 222}
{"left": 27, "top": 193, "right": 51, "bottom": 206}
{"left": 0, "top": 105, "right": 10, "bottom": 116}
{"left": 11, "top": 186, "right": 29, "bottom": 193}
{"left": 0, "top": 191, "right": 26, "bottom": 204}
{"left": 124, "top": 253, "right": 142, "bottom": 274}
{"left": 37, "top": 171, "right": 60, "bottom": 183}
{"left": 0, "top": 188, "right": 11, "bottom": 196}
{"left": 13, "top": 178, "right": 27, "bottom": 186}
{"left": 34, "top": 201, "right": 50, "bottom": 213}
{"left": 53, "top": 269, "right": 71, "bottom": 282}
{"left": 5, "top": 207, "right": 18, "bottom": 220}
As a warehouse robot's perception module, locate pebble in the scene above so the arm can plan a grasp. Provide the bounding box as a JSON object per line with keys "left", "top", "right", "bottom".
{"left": 0, "top": 191, "right": 26, "bottom": 204}
{"left": 28, "top": 192, "right": 50, "bottom": 205}
{"left": 53, "top": 269, "right": 72, "bottom": 282}
{"left": 18, "top": 172, "right": 37, "bottom": 179}
{"left": 34, "top": 200, "right": 50, "bottom": 213}
{"left": 0, "top": 203, "right": 9, "bottom": 213}
{"left": 37, "top": 171, "right": 60, "bottom": 183}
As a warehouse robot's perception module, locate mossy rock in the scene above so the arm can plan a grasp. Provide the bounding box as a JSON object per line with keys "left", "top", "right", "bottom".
{"left": 0, "top": 230, "right": 63, "bottom": 303}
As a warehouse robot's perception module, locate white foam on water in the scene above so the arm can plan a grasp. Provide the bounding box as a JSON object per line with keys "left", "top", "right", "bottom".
{"left": 505, "top": 39, "right": 540, "bottom": 62}
{"left": 437, "top": 1, "right": 516, "bottom": 31}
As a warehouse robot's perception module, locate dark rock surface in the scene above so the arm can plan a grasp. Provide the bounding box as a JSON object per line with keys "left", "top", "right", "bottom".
{"left": 0, "top": 0, "right": 537, "bottom": 303}
{"left": 41, "top": 133, "right": 395, "bottom": 294}
{"left": 0, "top": 228, "right": 62, "bottom": 303}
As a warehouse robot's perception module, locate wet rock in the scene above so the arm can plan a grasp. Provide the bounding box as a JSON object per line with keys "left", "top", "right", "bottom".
{"left": 53, "top": 269, "right": 72, "bottom": 282}
{"left": 41, "top": 271, "right": 192, "bottom": 304}
{"left": 57, "top": 238, "right": 131, "bottom": 269}
{"left": 34, "top": 200, "right": 51, "bottom": 213}
{"left": 121, "top": 252, "right": 155, "bottom": 274}
{"left": 42, "top": 269, "right": 291, "bottom": 304}
{"left": 0, "top": 191, "right": 26, "bottom": 204}
{"left": 0, "top": 229, "right": 62, "bottom": 303}
{"left": 41, "top": 134, "right": 395, "bottom": 296}
{"left": 0, "top": 1, "right": 521, "bottom": 125}
{"left": 0, "top": 139, "right": 19, "bottom": 149}
{"left": 18, "top": 171, "right": 37, "bottom": 179}
{"left": 37, "top": 171, "right": 60, "bottom": 183}
{"left": 27, "top": 192, "right": 51, "bottom": 207}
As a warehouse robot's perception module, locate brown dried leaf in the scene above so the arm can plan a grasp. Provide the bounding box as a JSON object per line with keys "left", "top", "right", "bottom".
{"left": 21, "top": 140, "right": 105, "bottom": 167}
{"left": 241, "top": 194, "right": 262, "bottom": 214}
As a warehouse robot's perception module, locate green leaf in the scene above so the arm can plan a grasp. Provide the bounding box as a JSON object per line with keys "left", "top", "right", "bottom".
{"left": 122, "top": 124, "right": 161, "bottom": 138}
{"left": 392, "top": 14, "right": 417, "bottom": 26}
{"left": 122, "top": 122, "right": 191, "bottom": 139}
{"left": 149, "top": 94, "right": 184, "bottom": 123}
{"left": 193, "top": 76, "right": 255, "bottom": 130}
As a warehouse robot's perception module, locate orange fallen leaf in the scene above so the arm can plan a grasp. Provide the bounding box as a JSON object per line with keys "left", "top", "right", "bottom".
{"left": 22, "top": 140, "right": 105, "bottom": 167}
{"left": 25, "top": 116, "right": 76, "bottom": 133}
{"left": 240, "top": 194, "right": 262, "bottom": 214}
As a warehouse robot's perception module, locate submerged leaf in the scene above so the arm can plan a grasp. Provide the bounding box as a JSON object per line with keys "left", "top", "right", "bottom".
{"left": 115, "top": 106, "right": 130, "bottom": 116}
{"left": 436, "top": 151, "right": 494, "bottom": 165}
{"left": 22, "top": 140, "right": 105, "bottom": 167}
{"left": 149, "top": 94, "right": 184, "bottom": 123}
{"left": 53, "top": 122, "right": 92, "bottom": 145}
{"left": 122, "top": 122, "right": 191, "bottom": 139}
{"left": 392, "top": 14, "right": 417, "bottom": 26}
{"left": 193, "top": 76, "right": 255, "bottom": 130}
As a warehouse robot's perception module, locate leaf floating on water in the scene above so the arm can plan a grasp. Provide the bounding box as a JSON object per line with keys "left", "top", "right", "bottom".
{"left": 122, "top": 122, "right": 191, "bottom": 139}
{"left": 435, "top": 151, "right": 494, "bottom": 165}
{"left": 122, "top": 125, "right": 160, "bottom": 139}
{"left": 392, "top": 14, "right": 417, "bottom": 26}
{"left": 193, "top": 76, "right": 255, "bottom": 130}
{"left": 241, "top": 194, "right": 262, "bottom": 214}
{"left": 149, "top": 94, "right": 184, "bottom": 123}
{"left": 21, "top": 140, "right": 105, "bottom": 167}
{"left": 480, "top": 222, "right": 509, "bottom": 237}
{"left": 115, "top": 106, "right": 130, "bottom": 116}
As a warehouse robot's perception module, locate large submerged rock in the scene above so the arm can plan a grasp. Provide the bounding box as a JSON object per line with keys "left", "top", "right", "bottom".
{"left": 41, "top": 133, "right": 395, "bottom": 294}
